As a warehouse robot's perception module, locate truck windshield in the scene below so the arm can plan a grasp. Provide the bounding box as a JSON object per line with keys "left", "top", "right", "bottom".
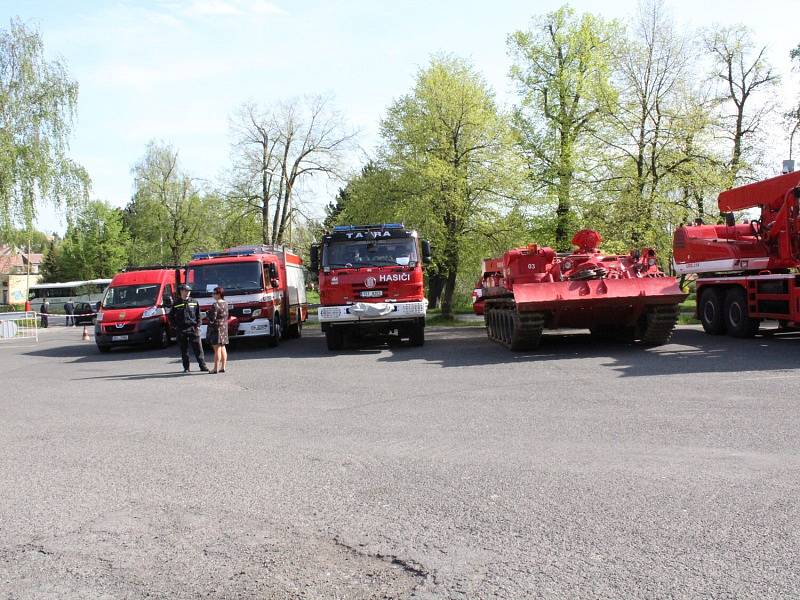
{"left": 187, "top": 261, "right": 263, "bottom": 297}
{"left": 103, "top": 284, "right": 160, "bottom": 309}
{"left": 324, "top": 238, "right": 418, "bottom": 268}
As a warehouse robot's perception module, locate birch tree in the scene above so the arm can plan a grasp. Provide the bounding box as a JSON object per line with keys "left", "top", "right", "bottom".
{"left": 0, "top": 18, "right": 89, "bottom": 229}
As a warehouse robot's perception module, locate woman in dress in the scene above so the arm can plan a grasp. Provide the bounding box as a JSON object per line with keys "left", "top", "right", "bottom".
{"left": 206, "top": 286, "right": 229, "bottom": 373}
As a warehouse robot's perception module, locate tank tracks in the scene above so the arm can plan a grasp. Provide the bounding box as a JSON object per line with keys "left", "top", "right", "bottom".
{"left": 485, "top": 301, "right": 679, "bottom": 351}
{"left": 637, "top": 304, "right": 680, "bottom": 346}
{"left": 484, "top": 300, "right": 545, "bottom": 351}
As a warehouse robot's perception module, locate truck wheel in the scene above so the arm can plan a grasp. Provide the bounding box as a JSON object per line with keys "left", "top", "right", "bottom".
{"left": 408, "top": 320, "right": 425, "bottom": 347}
{"left": 723, "top": 288, "right": 760, "bottom": 338}
{"left": 287, "top": 315, "right": 302, "bottom": 339}
{"left": 97, "top": 344, "right": 110, "bottom": 353}
{"left": 699, "top": 288, "right": 726, "bottom": 335}
{"left": 325, "top": 328, "right": 344, "bottom": 351}
{"left": 281, "top": 311, "right": 292, "bottom": 340}
{"left": 267, "top": 314, "right": 281, "bottom": 347}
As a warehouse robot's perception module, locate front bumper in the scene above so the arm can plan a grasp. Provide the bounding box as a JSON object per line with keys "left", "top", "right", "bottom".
{"left": 317, "top": 301, "right": 427, "bottom": 323}
{"left": 200, "top": 317, "right": 271, "bottom": 340}
{"left": 95, "top": 318, "right": 162, "bottom": 346}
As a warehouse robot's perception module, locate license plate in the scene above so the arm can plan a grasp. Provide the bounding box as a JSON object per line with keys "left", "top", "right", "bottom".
{"left": 360, "top": 290, "right": 383, "bottom": 298}
{"left": 112, "top": 335, "right": 128, "bottom": 341}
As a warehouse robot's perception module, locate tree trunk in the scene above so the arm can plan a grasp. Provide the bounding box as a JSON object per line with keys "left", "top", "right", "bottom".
{"left": 276, "top": 186, "right": 292, "bottom": 244}
{"left": 261, "top": 145, "right": 270, "bottom": 244}
{"left": 731, "top": 108, "right": 744, "bottom": 183}
{"left": 439, "top": 235, "right": 460, "bottom": 319}
{"left": 555, "top": 132, "right": 574, "bottom": 251}
{"left": 427, "top": 271, "right": 444, "bottom": 309}
{"left": 440, "top": 266, "right": 459, "bottom": 320}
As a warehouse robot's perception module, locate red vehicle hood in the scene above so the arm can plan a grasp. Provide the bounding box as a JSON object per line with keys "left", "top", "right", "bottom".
{"left": 99, "top": 307, "right": 150, "bottom": 323}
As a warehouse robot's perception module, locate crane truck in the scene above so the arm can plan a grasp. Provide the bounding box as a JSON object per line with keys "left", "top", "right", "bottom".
{"left": 673, "top": 170, "right": 800, "bottom": 337}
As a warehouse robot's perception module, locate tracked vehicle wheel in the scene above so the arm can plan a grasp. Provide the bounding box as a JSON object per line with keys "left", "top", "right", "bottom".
{"left": 638, "top": 304, "right": 680, "bottom": 346}
{"left": 485, "top": 300, "right": 544, "bottom": 351}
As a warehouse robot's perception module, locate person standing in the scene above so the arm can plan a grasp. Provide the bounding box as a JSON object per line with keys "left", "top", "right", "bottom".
{"left": 40, "top": 300, "right": 49, "bottom": 329}
{"left": 169, "top": 285, "right": 209, "bottom": 374}
{"left": 206, "top": 286, "right": 229, "bottom": 373}
{"left": 64, "top": 298, "right": 75, "bottom": 327}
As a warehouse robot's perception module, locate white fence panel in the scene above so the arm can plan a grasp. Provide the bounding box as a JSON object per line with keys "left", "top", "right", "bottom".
{"left": 0, "top": 312, "right": 39, "bottom": 342}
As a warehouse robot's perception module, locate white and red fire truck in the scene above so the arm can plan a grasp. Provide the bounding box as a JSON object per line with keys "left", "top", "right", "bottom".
{"left": 310, "top": 224, "right": 432, "bottom": 350}
{"left": 186, "top": 245, "right": 307, "bottom": 346}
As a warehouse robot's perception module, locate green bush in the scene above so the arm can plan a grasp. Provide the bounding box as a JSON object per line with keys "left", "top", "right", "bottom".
{"left": 0, "top": 304, "right": 25, "bottom": 313}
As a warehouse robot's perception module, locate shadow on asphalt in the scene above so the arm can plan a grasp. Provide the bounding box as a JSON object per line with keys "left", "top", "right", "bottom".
{"left": 376, "top": 326, "right": 800, "bottom": 378}
{"left": 19, "top": 326, "right": 800, "bottom": 378}
{"left": 74, "top": 371, "right": 189, "bottom": 381}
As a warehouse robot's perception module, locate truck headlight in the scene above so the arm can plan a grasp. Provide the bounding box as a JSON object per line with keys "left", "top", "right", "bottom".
{"left": 252, "top": 309, "right": 262, "bottom": 318}
{"left": 96, "top": 311, "right": 104, "bottom": 322}
{"left": 142, "top": 306, "right": 160, "bottom": 319}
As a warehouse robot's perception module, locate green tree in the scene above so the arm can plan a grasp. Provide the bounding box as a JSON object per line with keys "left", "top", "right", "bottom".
{"left": 39, "top": 237, "right": 65, "bottom": 282}
{"left": 58, "top": 201, "right": 130, "bottom": 279}
{"left": 381, "top": 55, "right": 523, "bottom": 318}
{"left": 0, "top": 18, "right": 89, "bottom": 229}
{"left": 0, "top": 227, "right": 49, "bottom": 252}
{"left": 127, "top": 141, "right": 206, "bottom": 265}
{"left": 509, "top": 6, "right": 619, "bottom": 250}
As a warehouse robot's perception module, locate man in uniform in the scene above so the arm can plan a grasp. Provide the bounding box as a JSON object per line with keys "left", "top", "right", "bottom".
{"left": 40, "top": 300, "right": 49, "bottom": 328}
{"left": 169, "top": 285, "right": 209, "bottom": 373}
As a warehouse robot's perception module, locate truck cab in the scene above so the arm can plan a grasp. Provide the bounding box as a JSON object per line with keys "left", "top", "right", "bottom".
{"left": 95, "top": 267, "right": 181, "bottom": 352}
{"left": 186, "top": 245, "right": 307, "bottom": 347}
{"left": 311, "top": 223, "right": 431, "bottom": 350}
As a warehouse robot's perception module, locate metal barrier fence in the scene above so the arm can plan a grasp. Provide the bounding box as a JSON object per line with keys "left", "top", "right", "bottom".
{"left": 0, "top": 311, "right": 39, "bottom": 342}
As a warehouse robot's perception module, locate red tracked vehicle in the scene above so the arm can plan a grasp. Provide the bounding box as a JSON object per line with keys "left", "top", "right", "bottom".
{"left": 673, "top": 170, "right": 800, "bottom": 337}
{"left": 481, "top": 230, "right": 687, "bottom": 350}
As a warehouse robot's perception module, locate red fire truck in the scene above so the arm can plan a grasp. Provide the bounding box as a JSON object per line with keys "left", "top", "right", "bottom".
{"left": 310, "top": 224, "right": 432, "bottom": 350}
{"left": 673, "top": 170, "right": 800, "bottom": 337}
{"left": 186, "top": 245, "right": 307, "bottom": 346}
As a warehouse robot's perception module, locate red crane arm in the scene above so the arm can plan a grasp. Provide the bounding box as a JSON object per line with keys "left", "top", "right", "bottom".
{"left": 718, "top": 171, "right": 800, "bottom": 212}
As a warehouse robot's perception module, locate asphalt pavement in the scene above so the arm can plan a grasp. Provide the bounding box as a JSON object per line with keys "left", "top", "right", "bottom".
{"left": 1, "top": 325, "right": 799, "bottom": 599}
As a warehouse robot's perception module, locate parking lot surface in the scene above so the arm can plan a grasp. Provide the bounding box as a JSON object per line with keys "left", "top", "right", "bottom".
{"left": 1, "top": 325, "right": 799, "bottom": 599}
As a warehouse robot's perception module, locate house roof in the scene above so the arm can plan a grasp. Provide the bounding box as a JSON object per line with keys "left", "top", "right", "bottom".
{"left": 0, "top": 251, "right": 43, "bottom": 274}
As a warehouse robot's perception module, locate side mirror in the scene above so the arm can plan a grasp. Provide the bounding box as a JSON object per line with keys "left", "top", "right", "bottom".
{"left": 724, "top": 212, "right": 736, "bottom": 227}
{"left": 268, "top": 263, "right": 278, "bottom": 280}
{"left": 162, "top": 296, "right": 173, "bottom": 308}
{"left": 421, "top": 240, "right": 432, "bottom": 264}
{"left": 310, "top": 244, "right": 320, "bottom": 272}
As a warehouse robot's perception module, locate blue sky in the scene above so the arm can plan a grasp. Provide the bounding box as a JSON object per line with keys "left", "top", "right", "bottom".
{"left": 2, "top": 0, "right": 798, "bottom": 234}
